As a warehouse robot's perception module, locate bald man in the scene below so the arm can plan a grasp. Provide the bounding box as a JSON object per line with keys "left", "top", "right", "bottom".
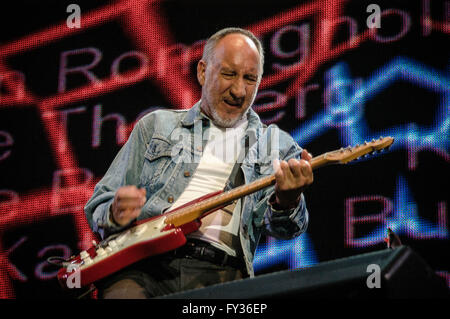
{"left": 85, "top": 27, "right": 313, "bottom": 299}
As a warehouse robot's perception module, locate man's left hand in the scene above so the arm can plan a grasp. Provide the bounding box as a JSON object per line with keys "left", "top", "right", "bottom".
{"left": 273, "top": 149, "right": 313, "bottom": 209}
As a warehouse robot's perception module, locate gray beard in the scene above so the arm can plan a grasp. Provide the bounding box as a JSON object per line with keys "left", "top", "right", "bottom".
{"left": 209, "top": 106, "right": 246, "bottom": 128}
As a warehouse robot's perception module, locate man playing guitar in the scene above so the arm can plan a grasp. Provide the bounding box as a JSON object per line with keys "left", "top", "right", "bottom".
{"left": 83, "top": 27, "right": 313, "bottom": 298}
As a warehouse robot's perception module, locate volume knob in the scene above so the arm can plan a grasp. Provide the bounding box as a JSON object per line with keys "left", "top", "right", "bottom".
{"left": 83, "top": 257, "right": 93, "bottom": 265}
{"left": 108, "top": 240, "right": 118, "bottom": 249}
{"left": 80, "top": 250, "right": 89, "bottom": 259}
{"left": 96, "top": 247, "right": 106, "bottom": 256}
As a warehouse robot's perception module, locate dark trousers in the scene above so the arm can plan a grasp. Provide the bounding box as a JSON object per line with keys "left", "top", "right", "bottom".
{"left": 95, "top": 254, "right": 246, "bottom": 299}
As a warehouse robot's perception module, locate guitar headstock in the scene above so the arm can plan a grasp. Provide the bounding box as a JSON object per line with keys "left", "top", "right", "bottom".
{"left": 323, "top": 136, "right": 394, "bottom": 164}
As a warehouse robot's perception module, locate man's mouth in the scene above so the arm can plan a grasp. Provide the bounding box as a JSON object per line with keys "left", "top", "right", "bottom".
{"left": 223, "top": 99, "right": 243, "bottom": 107}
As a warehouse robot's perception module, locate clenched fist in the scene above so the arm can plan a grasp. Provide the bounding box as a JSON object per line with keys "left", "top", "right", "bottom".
{"left": 273, "top": 149, "right": 313, "bottom": 209}
{"left": 110, "top": 185, "right": 146, "bottom": 226}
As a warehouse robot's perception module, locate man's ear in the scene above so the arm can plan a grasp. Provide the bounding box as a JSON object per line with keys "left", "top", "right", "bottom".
{"left": 197, "top": 60, "right": 206, "bottom": 86}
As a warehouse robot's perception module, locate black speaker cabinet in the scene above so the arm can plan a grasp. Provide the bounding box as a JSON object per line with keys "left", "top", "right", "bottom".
{"left": 158, "top": 246, "right": 449, "bottom": 298}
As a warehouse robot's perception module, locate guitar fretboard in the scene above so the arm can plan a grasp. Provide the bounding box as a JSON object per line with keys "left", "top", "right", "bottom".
{"left": 164, "top": 154, "right": 328, "bottom": 227}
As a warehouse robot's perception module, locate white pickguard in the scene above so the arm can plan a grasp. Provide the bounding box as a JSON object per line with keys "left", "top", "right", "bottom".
{"left": 75, "top": 216, "right": 172, "bottom": 270}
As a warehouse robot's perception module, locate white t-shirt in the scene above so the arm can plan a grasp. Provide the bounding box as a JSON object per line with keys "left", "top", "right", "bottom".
{"left": 169, "top": 117, "right": 248, "bottom": 256}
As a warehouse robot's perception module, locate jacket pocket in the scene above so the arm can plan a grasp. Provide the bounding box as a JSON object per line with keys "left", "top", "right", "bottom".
{"left": 140, "top": 136, "right": 175, "bottom": 187}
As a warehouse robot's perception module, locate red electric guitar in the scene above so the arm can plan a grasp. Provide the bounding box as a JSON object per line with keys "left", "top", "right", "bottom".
{"left": 57, "top": 137, "right": 394, "bottom": 289}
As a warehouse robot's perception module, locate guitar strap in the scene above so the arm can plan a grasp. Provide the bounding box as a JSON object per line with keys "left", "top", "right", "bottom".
{"left": 222, "top": 130, "right": 258, "bottom": 261}
{"left": 226, "top": 129, "right": 257, "bottom": 190}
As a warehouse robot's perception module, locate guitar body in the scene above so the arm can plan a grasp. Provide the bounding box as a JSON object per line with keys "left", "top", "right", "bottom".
{"left": 58, "top": 216, "right": 189, "bottom": 288}
{"left": 57, "top": 191, "right": 221, "bottom": 289}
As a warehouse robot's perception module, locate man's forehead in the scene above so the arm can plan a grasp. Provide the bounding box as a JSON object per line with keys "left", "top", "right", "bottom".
{"left": 212, "top": 33, "right": 261, "bottom": 71}
{"left": 216, "top": 33, "right": 259, "bottom": 53}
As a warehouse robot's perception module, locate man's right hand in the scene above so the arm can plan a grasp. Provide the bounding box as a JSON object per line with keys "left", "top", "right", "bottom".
{"left": 110, "top": 185, "right": 146, "bottom": 227}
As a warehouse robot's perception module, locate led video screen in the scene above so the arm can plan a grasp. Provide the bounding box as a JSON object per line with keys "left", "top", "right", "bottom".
{"left": 0, "top": 0, "right": 448, "bottom": 298}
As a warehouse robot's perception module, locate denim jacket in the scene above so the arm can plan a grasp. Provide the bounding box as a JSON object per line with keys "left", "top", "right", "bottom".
{"left": 84, "top": 101, "right": 309, "bottom": 277}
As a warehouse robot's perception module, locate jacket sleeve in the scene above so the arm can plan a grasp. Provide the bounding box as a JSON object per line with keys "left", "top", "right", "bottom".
{"left": 258, "top": 135, "right": 309, "bottom": 240}
{"left": 84, "top": 119, "right": 149, "bottom": 239}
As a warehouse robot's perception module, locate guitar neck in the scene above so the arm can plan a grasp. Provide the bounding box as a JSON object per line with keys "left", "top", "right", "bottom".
{"left": 164, "top": 154, "right": 328, "bottom": 227}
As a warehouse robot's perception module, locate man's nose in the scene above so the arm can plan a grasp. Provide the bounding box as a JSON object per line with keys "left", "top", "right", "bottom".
{"left": 230, "top": 78, "right": 246, "bottom": 99}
